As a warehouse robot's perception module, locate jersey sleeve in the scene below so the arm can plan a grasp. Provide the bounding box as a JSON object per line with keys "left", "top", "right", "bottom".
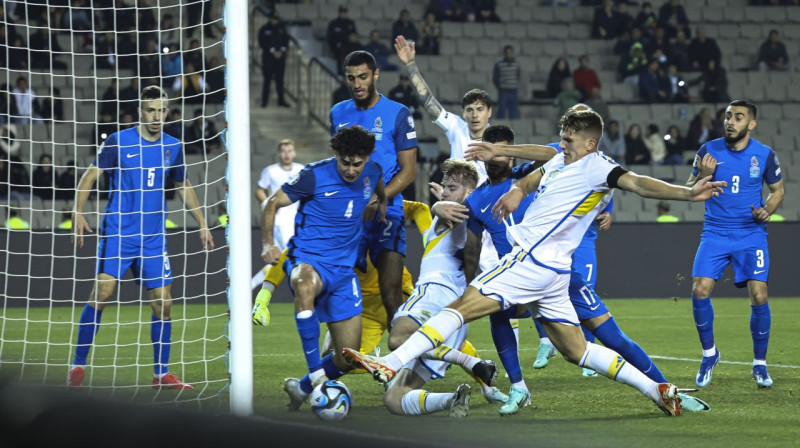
{"left": 168, "top": 145, "right": 186, "bottom": 182}
{"left": 403, "top": 200, "right": 432, "bottom": 236}
{"left": 257, "top": 167, "right": 270, "bottom": 190}
{"left": 329, "top": 109, "right": 336, "bottom": 137}
{"left": 464, "top": 193, "right": 484, "bottom": 235}
{"left": 765, "top": 150, "right": 783, "bottom": 185}
{"left": 585, "top": 153, "right": 621, "bottom": 188}
{"left": 393, "top": 106, "right": 418, "bottom": 151}
{"left": 433, "top": 109, "right": 460, "bottom": 140}
{"left": 280, "top": 166, "right": 316, "bottom": 203}
{"left": 511, "top": 162, "right": 536, "bottom": 180}
{"left": 93, "top": 133, "right": 119, "bottom": 169}
{"left": 690, "top": 144, "right": 709, "bottom": 177}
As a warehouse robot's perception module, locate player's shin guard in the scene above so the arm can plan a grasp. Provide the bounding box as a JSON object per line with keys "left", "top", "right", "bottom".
{"left": 692, "top": 295, "right": 716, "bottom": 354}
{"left": 593, "top": 317, "right": 668, "bottom": 383}
{"left": 400, "top": 390, "right": 453, "bottom": 415}
{"left": 385, "top": 308, "right": 464, "bottom": 371}
{"left": 73, "top": 304, "right": 103, "bottom": 367}
{"left": 295, "top": 310, "right": 323, "bottom": 373}
{"left": 151, "top": 315, "right": 172, "bottom": 376}
{"left": 579, "top": 342, "right": 660, "bottom": 402}
{"left": 750, "top": 302, "right": 771, "bottom": 362}
{"left": 490, "top": 309, "right": 523, "bottom": 383}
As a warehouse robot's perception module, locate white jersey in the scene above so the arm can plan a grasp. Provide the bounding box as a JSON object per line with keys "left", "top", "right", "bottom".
{"left": 433, "top": 109, "right": 497, "bottom": 270}
{"left": 258, "top": 162, "right": 304, "bottom": 249}
{"left": 417, "top": 216, "right": 468, "bottom": 294}
{"left": 506, "top": 152, "right": 616, "bottom": 272}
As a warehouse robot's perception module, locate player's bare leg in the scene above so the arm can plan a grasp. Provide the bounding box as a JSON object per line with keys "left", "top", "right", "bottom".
{"left": 375, "top": 250, "right": 405, "bottom": 327}
{"left": 692, "top": 276, "right": 721, "bottom": 387}
{"left": 328, "top": 314, "right": 362, "bottom": 373}
{"left": 69, "top": 274, "right": 117, "bottom": 388}
{"left": 747, "top": 280, "right": 772, "bottom": 387}
{"left": 289, "top": 263, "right": 326, "bottom": 384}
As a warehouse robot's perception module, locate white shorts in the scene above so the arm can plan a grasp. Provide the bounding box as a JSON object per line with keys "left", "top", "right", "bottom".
{"left": 400, "top": 324, "right": 469, "bottom": 380}
{"left": 471, "top": 246, "right": 579, "bottom": 325}
{"left": 478, "top": 230, "right": 499, "bottom": 273}
{"left": 273, "top": 219, "right": 295, "bottom": 251}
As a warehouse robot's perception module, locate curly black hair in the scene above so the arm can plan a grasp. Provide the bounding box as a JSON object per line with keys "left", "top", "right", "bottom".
{"left": 330, "top": 125, "right": 375, "bottom": 159}
{"left": 483, "top": 124, "right": 515, "bottom": 145}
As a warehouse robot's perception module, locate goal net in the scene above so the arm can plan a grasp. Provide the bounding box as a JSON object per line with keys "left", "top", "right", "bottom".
{"left": 0, "top": 0, "right": 230, "bottom": 406}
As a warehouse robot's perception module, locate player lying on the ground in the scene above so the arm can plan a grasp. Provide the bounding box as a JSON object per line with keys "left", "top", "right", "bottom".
{"left": 345, "top": 110, "right": 727, "bottom": 416}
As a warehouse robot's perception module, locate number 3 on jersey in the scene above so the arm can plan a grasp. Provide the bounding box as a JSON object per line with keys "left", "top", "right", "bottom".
{"left": 344, "top": 200, "right": 353, "bottom": 218}
{"left": 731, "top": 175, "right": 739, "bottom": 193}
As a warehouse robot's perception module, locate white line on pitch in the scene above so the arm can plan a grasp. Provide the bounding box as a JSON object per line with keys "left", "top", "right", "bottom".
{"left": 649, "top": 355, "right": 800, "bottom": 369}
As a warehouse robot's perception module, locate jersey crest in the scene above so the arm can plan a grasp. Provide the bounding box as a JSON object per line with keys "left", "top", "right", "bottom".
{"left": 750, "top": 155, "right": 760, "bottom": 178}
{"left": 363, "top": 176, "right": 371, "bottom": 199}
{"left": 372, "top": 116, "right": 383, "bottom": 141}
{"left": 164, "top": 150, "right": 171, "bottom": 166}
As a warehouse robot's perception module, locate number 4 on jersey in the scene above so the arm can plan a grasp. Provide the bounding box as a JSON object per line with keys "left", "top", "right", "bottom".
{"left": 344, "top": 200, "right": 353, "bottom": 218}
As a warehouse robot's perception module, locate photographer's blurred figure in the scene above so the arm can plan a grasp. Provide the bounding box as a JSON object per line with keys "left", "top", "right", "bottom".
{"left": 656, "top": 201, "right": 680, "bottom": 223}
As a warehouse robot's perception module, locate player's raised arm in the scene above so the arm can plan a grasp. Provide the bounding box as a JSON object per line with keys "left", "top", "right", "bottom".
{"left": 615, "top": 168, "right": 727, "bottom": 202}
{"left": 176, "top": 179, "right": 214, "bottom": 250}
{"left": 466, "top": 141, "right": 558, "bottom": 163}
{"left": 71, "top": 164, "right": 103, "bottom": 248}
{"left": 260, "top": 188, "right": 295, "bottom": 264}
{"left": 492, "top": 166, "right": 544, "bottom": 222}
{"left": 394, "top": 35, "right": 444, "bottom": 118}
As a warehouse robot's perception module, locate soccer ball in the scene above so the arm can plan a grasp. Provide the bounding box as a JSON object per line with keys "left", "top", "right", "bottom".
{"left": 310, "top": 380, "right": 352, "bottom": 421}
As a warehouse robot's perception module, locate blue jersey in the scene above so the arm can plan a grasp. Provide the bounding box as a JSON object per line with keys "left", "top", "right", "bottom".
{"left": 282, "top": 157, "right": 383, "bottom": 268}
{"left": 94, "top": 127, "right": 185, "bottom": 244}
{"left": 465, "top": 163, "right": 537, "bottom": 257}
{"left": 330, "top": 94, "right": 417, "bottom": 214}
{"left": 691, "top": 137, "right": 781, "bottom": 232}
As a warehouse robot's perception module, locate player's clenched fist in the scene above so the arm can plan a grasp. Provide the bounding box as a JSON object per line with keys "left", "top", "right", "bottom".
{"left": 261, "top": 243, "right": 281, "bottom": 264}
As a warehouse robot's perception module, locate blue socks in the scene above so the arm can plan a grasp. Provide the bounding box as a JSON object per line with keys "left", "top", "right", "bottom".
{"left": 295, "top": 310, "right": 322, "bottom": 374}
{"left": 592, "top": 317, "right": 667, "bottom": 383}
{"left": 692, "top": 295, "right": 716, "bottom": 352}
{"left": 151, "top": 315, "right": 172, "bottom": 376}
{"left": 534, "top": 318, "right": 547, "bottom": 339}
{"left": 299, "top": 353, "right": 345, "bottom": 393}
{"left": 581, "top": 325, "right": 596, "bottom": 344}
{"left": 489, "top": 308, "right": 523, "bottom": 384}
{"left": 73, "top": 304, "right": 103, "bottom": 366}
{"left": 750, "top": 302, "right": 770, "bottom": 362}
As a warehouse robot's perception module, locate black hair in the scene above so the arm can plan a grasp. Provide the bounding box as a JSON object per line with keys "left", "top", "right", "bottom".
{"left": 141, "top": 85, "right": 168, "bottom": 102}
{"left": 330, "top": 125, "right": 375, "bottom": 159}
{"left": 461, "top": 89, "right": 492, "bottom": 110}
{"left": 503, "top": 45, "right": 514, "bottom": 53}
{"left": 344, "top": 51, "right": 377, "bottom": 72}
{"left": 483, "top": 125, "right": 515, "bottom": 145}
{"left": 729, "top": 99, "right": 757, "bottom": 119}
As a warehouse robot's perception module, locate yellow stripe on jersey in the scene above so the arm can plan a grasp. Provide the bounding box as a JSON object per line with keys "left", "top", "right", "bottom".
{"left": 476, "top": 249, "right": 526, "bottom": 284}
{"left": 422, "top": 229, "right": 450, "bottom": 258}
{"left": 606, "top": 355, "right": 627, "bottom": 380}
{"left": 572, "top": 191, "right": 609, "bottom": 216}
{"left": 418, "top": 323, "right": 446, "bottom": 349}
{"left": 400, "top": 284, "right": 427, "bottom": 313}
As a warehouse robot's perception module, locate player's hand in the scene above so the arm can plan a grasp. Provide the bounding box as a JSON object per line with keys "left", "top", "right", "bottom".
{"left": 751, "top": 205, "right": 771, "bottom": 223}
{"left": 363, "top": 194, "right": 383, "bottom": 222}
{"left": 72, "top": 212, "right": 92, "bottom": 248}
{"left": 697, "top": 153, "right": 718, "bottom": 179}
{"left": 261, "top": 243, "right": 281, "bottom": 264}
{"left": 492, "top": 185, "right": 524, "bottom": 222}
{"left": 432, "top": 201, "right": 469, "bottom": 228}
{"left": 394, "top": 35, "right": 416, "bottom": 65}
{"left": 465, "top": 141, "right": 500, "bottom": 162}
{"left": 429, "top": 182, "right": 443, "bottom": 201}
{"left": 689, "top": 176, "right": 727, "bottom": 201}
{"left": 199, "top": 228, "right": 215, "bottom": 250}
{"left": 252, "top": 289, "right": 271, "bottom": 327}
{"left": 596, "top": 211, "right": 612, "bottom": 231}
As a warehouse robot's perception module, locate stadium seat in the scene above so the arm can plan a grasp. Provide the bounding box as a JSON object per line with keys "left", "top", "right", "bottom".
{"left": 463, "top": 23, "right": 485, "bottom": 39}
{"left": 743, "top": 7, "right": 767, "bottom": 23}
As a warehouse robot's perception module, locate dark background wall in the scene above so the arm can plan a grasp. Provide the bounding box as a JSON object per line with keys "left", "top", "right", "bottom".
{"left": 1, "top": 223, "right": 798, "bottom": 308}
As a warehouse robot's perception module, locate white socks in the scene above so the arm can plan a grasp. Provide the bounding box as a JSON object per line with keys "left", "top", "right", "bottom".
{"left": 384, "top": 308, "right": 465, "bottom": 371}
{"left": 579, "top": 342, "right": 659, "bottom": 402}
{"left": 400, "top": 390, "right": 454, "bottom": 415}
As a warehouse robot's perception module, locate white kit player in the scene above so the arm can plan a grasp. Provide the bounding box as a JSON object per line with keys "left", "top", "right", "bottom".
{"left": 252, "top": 138, "right": 304, "bottom": 289}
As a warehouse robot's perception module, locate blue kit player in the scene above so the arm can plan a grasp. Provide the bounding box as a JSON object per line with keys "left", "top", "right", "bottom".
{"left": 330, "top": 50, "right": 417, "bottom": 329}
{"left": 686, "top": 100, "right": 784, "bottom": 388}
{"left": 263, "top": 126, "right": 386, "bottom": 410}
{"left": 68, "top": 86, "right": 214, "bottom": 390}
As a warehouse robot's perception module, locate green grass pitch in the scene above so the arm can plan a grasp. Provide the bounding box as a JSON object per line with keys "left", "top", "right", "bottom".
{"left": 1, "top": 298, "right": 799, "bottom": 447}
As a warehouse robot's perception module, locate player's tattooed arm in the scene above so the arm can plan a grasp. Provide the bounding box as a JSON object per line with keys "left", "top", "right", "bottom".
{"left": 394, "top": 35, "right": 444, "bottom": 118}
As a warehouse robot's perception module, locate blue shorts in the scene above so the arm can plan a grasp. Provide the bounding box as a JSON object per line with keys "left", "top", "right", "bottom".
{"left": 285, "top": 258, "right": 362, "bottom": 323}
{"left": 96, "top": 237, "right": 172, "bottom": 290}
{"left": 568, "top": 268, "right": 609, "bottom": 321}
{"left": 571, "top": 240, "right": 598, "bottom": 290}
{"left": 692, "top": 229, "right": 769, "bottom": 288}
{"left": 362, "top": 207, "right": 406, "bottom": 264}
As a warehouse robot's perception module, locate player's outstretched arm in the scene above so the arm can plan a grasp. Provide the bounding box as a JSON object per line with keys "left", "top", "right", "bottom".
{"left": 261, "top": 189, "right": 294, "bottom": 264}
{"left": 466, "top": 142, "right": 558, "bottom": 163}
{"left": 72, "top": 164, "right": 103, "bottom": 248}
{"left": 492, "top": 167, "right": 544, "bottom": 222}
{"left": 403, "top": 200, "right": 432, "bottom": 236}
{"left": 752, "top": 179, "right": 785, "bottom": 222}
{"left": 617, "top": 171, "right": 727, "bottom": 202}
{"left": 176, "top": 179, "right": 215, "bottom": 250}
{"left": 430, "top": 201, "right": 469, "bottom": 228}
{"left": 394, "top": 35, "right": 444, "bottom": 118}
{"left": 463, "top": 230, "right": 481, "bottom": 283}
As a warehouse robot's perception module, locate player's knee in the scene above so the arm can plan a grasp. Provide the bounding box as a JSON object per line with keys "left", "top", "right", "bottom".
{"left": 559, "top": 346, "right": 585, "bottom": 365}
{"left": 387, "top": 332, "right": 407, "bottom": 351}
{"left": 383, "top": 387, "right": 405, "bottom": 415}
{"left": 691, "top": 281, "right": 713, "bottom": 299}
{"left": 751, "top": 290, "right": 768, "bottom": 305}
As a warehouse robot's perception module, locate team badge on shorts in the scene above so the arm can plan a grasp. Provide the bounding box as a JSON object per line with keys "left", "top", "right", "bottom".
{"left": 363, "top": 176, "right": 371, "bottom": 199}
{"left": 750, "top": 155, "right": 760, "bottom": 178}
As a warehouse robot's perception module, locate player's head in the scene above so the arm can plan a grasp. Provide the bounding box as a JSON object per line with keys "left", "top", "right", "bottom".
{"left": 566, "top": 103, "right": 592, "bottom": 114}
{"left": 724, "top": 100, "right": 757, "bottom": 145}
{"left": 461, "top": 89, "right": 492, "bottom": 136}
{"left": 440, "top": 159, "right": 479, "bottom": 202}
{"left": 331, "top": 125, "right": 375, "bottom": 182}
{"left": 277, "top": 139, "right": 296, "bottom": 166}
{"left": 483, "top": 124, "right": 515, "bottom": 181}
{"left": 558, "top": 109, "right": 604, "bottom": 165}
{"left": 344, "top": 51, "right": 379, "bottom": 108}
{"left": 139, "top": 85, "right": 169, "bottom": 138}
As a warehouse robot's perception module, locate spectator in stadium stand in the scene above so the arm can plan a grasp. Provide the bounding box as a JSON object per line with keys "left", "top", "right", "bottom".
{"left": 364, "top": 30, "right": 398, "bottom": 72}
{"left": 160, "top": 13, "right": 179, "bottom": 47}
{"left": 584, "top": 87, "right": 610, "bottom": 120}
{"left": 663, "top": 124, "right": 687, "bottom": 165}
{"left": 63, "top": 0, "right": 92, "bottom": 30}
{"left": 391, "top": 9, "right": 419, "bottom": 47}
{"left": 56, "top": 160, "right": 77, "bottom": 201}
{"left": 632, "top": 2, "right": 658, "bottom": 38}
{"left": 690, "top": 59, "right": 729, "bottom": 103}
{"left": 137, "top": 0, "right": 158, "bottom": 39}
{"left": 12, "top": 77, "right": 40, "bottom": 125}
{"left": 58, "top": 209, "right": 73, "bottom": 230}
{"left": 687, "top": 108, "right": 722, "bottom": 149}
{"left": 119, "top": 78, "right": 140, "bottom": 118}
{"left": 117, "top": 32, "right": 140, "bottom": 71}
{"left": 688, "top": 26, "right": 721, "bottom": 72}
{"left": 0, "top": 160, "right": 8, "bottom": 199}
{"left": 547, "top": 57, "right": 571, "bottom": 98}
{"left": 613, "top": 30, "right": 632, "bottom": 56}
{"left": 426, "top": 0, "right": 472, "bottom": 22}
{"left": 493, "top": 45, "right": 521, "bottom": 119}
{"left": 331, "top": 80, "right": 350, "bottom": 106}
{"left": 599, "top": 119, "right": 625, "bottom": 163}
{"left": 639, "top": 59, "right": 669, "bottom": 103}
{"left": 625, "top": 124, "right": 652, "bottom": 165}
{"left": 93, "top": 113, "right": 118, "bottom": 148}
{"left": 259, "top": 11, "right": 290, "bottom": 108}
{"left": 40, "top": 87, "right": 64, "bottom": 122}
{"left": 658, "top": 0, "right": 689, "bottom": 40}
{"left": 644, "top": 124, "right": 666, "bottom": 164}
{"left": 162, "top": 44, "right": 183, "bottom": 87}
{"left": 94, "top": 32, "right": 117, "bottom": 70}
{"left": 139, "top": 40, "right": 161, "bottom": 79}
{"left": 337, "top": 32, "right": 364, "bottom": 73}
{"left": 671, "top": 29, "right": 691, "bottom": 71}
{"left": 184, "top": 38, "right": 204, "bottom": 72}
{"left": 29, "top": 27, "right": 66, "bottom": 70}
{"left": 556, "top": 78, "right": 582, "bottom": 116}
{"left": 419, "top": 12, "right": 442, "bottom": 55}
{"left": 205, "top": 57, "right": 225, "bottom": 104}
{"left": 0, "top": 84, "right": 17, "bottom": 124}
{"left": 388, "top": 74, "right": 423, "bottom": 119}
{"left": 8, "top": 36, "right": 28, "bottom": 70}
{"left": 591, "top": 0, "right": 617, "bottom": 39}
{"left": 327, "top": 6, "right": 356, "bottom": 58}
{"left": 666, "top": 63, "right": 689, "bottom": 103}
{"left": 618, "top": 42, "right": 648, "bottom": 84}
{"left": 164, "top": 109, "right": 183, "bottom": 139}
{"left": 612, "top": 2, "right": 634, "bottom": 39}
{"left": 475, "top": 0, "right": 502, "bottom": 22}
{"left": 630, "top": 27, "right": 652, "bottom": 56}
{"left": 656, "top": 201, "right": 680, "bottom": 223}
{"left": 3, "top": 157, "right": 30, "bottom": 202}
{"left": 100, "top": 79, "right": 120, "bottom": 121}
{"left": 32, "top": 154, "right": 55, "bottom": 201}
{"left": 573, "top": 54, "right": 601, "bottom": 99}
{"left": 650, "top": 28, "right": 670, "bottom": 62}
{"left": 758, "top": 29, "right": 792, "bottom": 72}
{"left": 184, "top": 108, "right": 221, "bottom": 155}
{"left": 186, "top": 0, "right": 215, "bottom": 38}
{"left": 4, "top": 208, "right": 29, "bottom": 230}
